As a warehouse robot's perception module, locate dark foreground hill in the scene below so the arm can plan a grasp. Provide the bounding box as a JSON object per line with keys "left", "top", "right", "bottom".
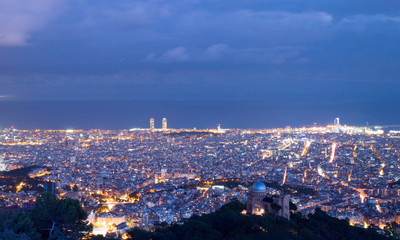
{"left": 0, "top": 194, "right": 394, "bottom": 240}
{"left": 125, "top": 200, "right": 391, "bottom": 240}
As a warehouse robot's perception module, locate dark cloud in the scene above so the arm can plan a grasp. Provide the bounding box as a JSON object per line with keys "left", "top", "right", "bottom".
{"left": 0, "top": 0, "right": 400, "bottom": 101}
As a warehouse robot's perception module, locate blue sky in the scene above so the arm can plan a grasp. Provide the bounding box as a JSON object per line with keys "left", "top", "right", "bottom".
{"left": 1, "top": 0, "right": 400, "bottom": 102}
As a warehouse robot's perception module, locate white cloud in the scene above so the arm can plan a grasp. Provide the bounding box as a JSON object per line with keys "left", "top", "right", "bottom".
{"left": 146, "top": 44, "right": 303, "bottom": 65}
{"left": 0, "top": 0, "right": 65, "bottom": 46}
{"left": 162, "top": 47, "right": 189, "bottom": 61}
{"left": 146, "top": 47, "right": 189, "bottom": 62}
{"left": 228, "top": 46, "right": 302, "bottom": 65}
{"left": 341, "top": 14, "right": 400, "bottom": 24}
{"left": 336, "top": 14, "right": 400, "bottom": 32}
{"left": 204, "top": 44, "right": 228, "bottom": 60}
{"left": 236, "top": 10, "right": 333, "bottom": 25}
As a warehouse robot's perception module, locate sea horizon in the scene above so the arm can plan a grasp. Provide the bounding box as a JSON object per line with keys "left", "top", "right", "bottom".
{"left": 0, "top": 99, "right": 399, "bottom": 130}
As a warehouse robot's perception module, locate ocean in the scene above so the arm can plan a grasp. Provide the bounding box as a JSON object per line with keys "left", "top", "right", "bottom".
{"left": 0, "top": 100, "right": 398, "bottom": 130}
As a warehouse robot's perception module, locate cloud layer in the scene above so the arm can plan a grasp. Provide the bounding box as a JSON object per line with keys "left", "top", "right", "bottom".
{"left": 0, "top": 0, "right": 400, "bottom": 101}
{"left": 0, "top": 0, "right": 65, "bottom": 46}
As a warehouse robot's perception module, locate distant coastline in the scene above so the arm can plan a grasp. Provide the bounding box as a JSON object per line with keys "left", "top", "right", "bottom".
{"left": 0, "top": 100, "right": 399, "bottom": 130}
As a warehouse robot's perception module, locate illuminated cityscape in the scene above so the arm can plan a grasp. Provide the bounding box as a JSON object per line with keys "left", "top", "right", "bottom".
{"left": 1, "top": 120, "right": 400, "bottom": 237}
{"left": 1, "top": 0, "right": 400, "bottom": 239}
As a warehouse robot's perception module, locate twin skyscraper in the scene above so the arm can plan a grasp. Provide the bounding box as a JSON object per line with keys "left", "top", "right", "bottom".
{"left": 150, "top": 118, "right": 167, "bottom": 131}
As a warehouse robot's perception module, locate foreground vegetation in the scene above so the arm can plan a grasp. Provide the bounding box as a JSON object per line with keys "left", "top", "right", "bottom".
{"left": 0, "top": 195, "right": 395, "bottom": 240}
{"left": 127, "top": 200, "right": 391, "bottom": 240}
{"left": 0, "top": 192, "right": 91, "bottom": 239}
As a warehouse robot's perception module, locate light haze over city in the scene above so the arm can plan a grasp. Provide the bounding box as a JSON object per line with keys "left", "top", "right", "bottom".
{"left": 0, "top": 1, "right": 400, "bottom": 129}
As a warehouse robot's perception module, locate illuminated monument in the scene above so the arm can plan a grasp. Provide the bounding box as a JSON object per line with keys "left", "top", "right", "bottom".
{"left": 162, "top": 118, "right": 167, "bottom": 131}
{"left": 150, "top": 118, "right": 155, "bottom": 132}
{"left": 246, "top": 182, "right": 267, "bottom": 215}
{"left": 246, "top": 182, "right": 290, "bottom": 219}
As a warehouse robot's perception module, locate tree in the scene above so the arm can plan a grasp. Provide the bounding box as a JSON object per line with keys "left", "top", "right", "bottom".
{"left": 289, "top": 201, "right": 297, "bottom": 211}
{"left": 0, "top": 210, "right": 41, "bottom": 240}
{"left": 127, "top": 227, "right": 151, "bottom": 240}
{"left": 125, "top": 200, "right": 389, "bottom": 240}
{"left": 270, "top": 203, "right": 281, "bottom": 212}
{"left": 219, "top": 198, "right": 245, "bottom": 212}
{"left": 31, "top": 192, "right": 92, "bottom": 239}
{"left": 62, "top": 185, "right": 71, "bottom": 191}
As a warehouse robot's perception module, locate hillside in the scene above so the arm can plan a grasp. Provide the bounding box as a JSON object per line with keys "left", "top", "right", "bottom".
{"left": 126, "top": 200, "right": 391, "bottom": 240}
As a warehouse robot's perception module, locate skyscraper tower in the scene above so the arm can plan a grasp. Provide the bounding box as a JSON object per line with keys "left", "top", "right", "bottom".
{"left": 217, "top": 124, "right": 221, "bottom": 132}
{"left": 334, "top": 117, "right": 340, "bottom": 127}
{"left": 162, "top": 118, "right": 167, "bottom": 131}
{"left": 150, "top": 118, "right": 155, "bottom": 132}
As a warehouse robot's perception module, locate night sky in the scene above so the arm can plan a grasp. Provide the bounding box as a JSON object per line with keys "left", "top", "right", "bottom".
{"left": 0, "top": 1, "right": 400, "bottom": 128}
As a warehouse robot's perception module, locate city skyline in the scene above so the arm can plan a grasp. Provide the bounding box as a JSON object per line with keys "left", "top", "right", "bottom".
{"left": 0, "top": 1, "right": 400, "bottom": 131}
{"left": 0, "top": 99, "right": 400, "bottom": 130}
{"left": 1, "top": 125, "right": 400, "bottom": 237}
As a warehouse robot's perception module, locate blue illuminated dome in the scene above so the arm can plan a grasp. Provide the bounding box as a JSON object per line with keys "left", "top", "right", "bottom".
{"left": 252, "top": 182, "right": 267, "bottom": 192}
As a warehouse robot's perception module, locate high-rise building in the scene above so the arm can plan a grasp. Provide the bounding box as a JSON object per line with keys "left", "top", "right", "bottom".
{"left": 334, "top": 118, "right": 340, "bottom": 127}
{"left": 150, "top": 118, "right": 155, "bottom": 132}
{"left": 162, "top": 118, "right": 167, "bottom": 131}
{"left": 0, "top": 155, "right": 10, "bottom": 171}
{"left": 161, "top": 168, "right": 166, "bottom": 179}
{"left": 217, "top": 124, "right": 221, "bottom": 132}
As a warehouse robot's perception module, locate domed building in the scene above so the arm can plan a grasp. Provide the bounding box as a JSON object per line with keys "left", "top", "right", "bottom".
{"left": 252, "top": 182, "right": 267, "bottom": 192}
{"left": 246, "top": 182, "right": 290, "bottom": 220}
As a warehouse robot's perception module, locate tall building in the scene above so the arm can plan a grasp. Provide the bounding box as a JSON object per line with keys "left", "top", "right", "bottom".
{"left": 0, "top": 155, "right": 10, "bottom": 171}
{"left": 217, "top": 124, "right": 221, "bottom": 132}
{"left": 247, "top": 182, "right": 290, "bottom": 219}
{"left": 150, "top": 118, "right": 155, "bottom": 132}
{"left": 162, "top": 118, "right": 167, "bottom": 131}
{"left": 161, "top": 168, "right": 166, "bottom": 179}
{"left": 334, "top": 117, "right": 340, "bottom": 127}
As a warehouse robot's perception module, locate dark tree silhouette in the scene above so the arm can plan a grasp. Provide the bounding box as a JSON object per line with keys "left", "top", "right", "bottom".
{"left": 31, "top": 192, "right": 92, "bottom": 239}
{"left": 126, "top": 202, "right": 390, "bottom": 240}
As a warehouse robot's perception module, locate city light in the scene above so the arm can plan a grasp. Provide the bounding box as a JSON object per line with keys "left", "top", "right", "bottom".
{"left": 329, "top": 143, "right": 337, "bottom": 163}
{"left": 0, "top": 122, "right": 399, "bottom": 236}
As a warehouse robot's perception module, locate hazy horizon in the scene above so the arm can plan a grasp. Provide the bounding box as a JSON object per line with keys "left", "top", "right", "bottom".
{"left": 1, "top": 1, "right": 400, "bottom": 130}
{"left": 0, "top": 99, "right": 399, "bottom": 130}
